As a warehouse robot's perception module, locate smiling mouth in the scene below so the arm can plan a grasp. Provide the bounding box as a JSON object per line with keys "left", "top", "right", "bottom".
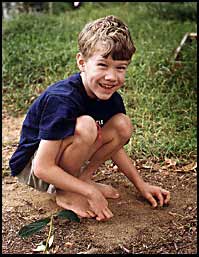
{"left": 99, "top": 83, "right": 115, "bottom": 89}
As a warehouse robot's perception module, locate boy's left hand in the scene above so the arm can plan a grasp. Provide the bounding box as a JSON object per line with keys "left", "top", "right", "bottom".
{"left": 140, "top": 182, "right": 170, "bottom": 208}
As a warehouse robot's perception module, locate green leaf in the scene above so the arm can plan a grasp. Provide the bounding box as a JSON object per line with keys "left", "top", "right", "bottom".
{"left": 18, "top": 217, "right": 50, "bottom": 238}
{"left": 56, "top": 210, "right": 80, "bottom": 222}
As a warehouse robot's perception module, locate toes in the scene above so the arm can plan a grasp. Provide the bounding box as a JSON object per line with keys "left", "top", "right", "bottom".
{"left": 86, "top": 210, "right": 96, "bottom": 218}
{"left": 113, "top": 192, "right": 120, "bottom": 199}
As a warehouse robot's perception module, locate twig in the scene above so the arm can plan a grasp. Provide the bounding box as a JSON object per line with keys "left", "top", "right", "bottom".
{"left": 119, "top": 244, "right": 131, "bottom": 253}
{"left": 136, "top": 240, "right": 196, "bottom": 254}
{"left": 174, "top": 242, "right": 178, "bottom": 251}
{"left": 174, "top": 241, "right": 196, "bottom": 251}
{"left": 168, "top": 211, "right": 184, "bottom": 218}
{"left": 174, "top": 32, "right": 197, "bottom": 60}
{"left": 44, "top": 214, "right": 54, "bottom": 253}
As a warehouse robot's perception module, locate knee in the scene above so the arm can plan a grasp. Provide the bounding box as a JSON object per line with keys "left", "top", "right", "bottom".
{"left": 113, "top": 113, "right": 133, "bottom": 141}
{"left": 75, "top": 115, "right": 98, "bottom": 145}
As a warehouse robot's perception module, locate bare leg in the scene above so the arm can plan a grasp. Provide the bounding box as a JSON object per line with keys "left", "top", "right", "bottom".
{"left": 55, "top": 116, "right": 99, "bottom": 218}
{"left": 55, "top": 114, "right": 133, "bottom": 218}
{"left": 79, "top": 114, "right": 133, "bottom": 198}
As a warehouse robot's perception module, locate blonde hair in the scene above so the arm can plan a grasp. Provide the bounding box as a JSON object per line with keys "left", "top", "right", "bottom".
{"left": 78, "top": 15, "right": 136, "bottom": 61}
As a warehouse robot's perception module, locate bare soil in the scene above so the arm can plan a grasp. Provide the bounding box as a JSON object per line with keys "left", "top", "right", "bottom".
{"left": 2, "top": 112, "right": 197, "bottom": 254}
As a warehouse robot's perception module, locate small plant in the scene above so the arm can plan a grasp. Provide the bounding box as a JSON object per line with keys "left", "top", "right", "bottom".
{"left": 18, "top": 209, "right": 80, "bottom": 253}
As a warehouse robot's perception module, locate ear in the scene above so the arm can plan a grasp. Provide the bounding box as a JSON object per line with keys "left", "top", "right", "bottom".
{"left": 76, "top": 52, "right": 86, "bottom": 72}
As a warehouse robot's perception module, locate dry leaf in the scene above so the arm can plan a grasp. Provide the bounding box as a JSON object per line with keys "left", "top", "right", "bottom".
{"left": 64, "top": 242, "right": 73, "bottom": 248}
{"left": 164, "top": 158, "right": 177, "bottom": 167}
{"left": 174, "top": 162, "right": 197, "bottom": 173}
{"left": 161, "top": 165, "right": 169, "bottom": 170}
{"left": 182, "top": 162, "right": 197, "bottom": 172}
{"left": 142, "top": 164, "right": 153, "bottom": 169}
{"left": 48, "top": 235, "right": 54, "bottom": 248}
{"left": 113, "top": 165, "right": 118, "bottom": 172}
{"left": 142, "top": 163, "right": 161, "bottom": 172}
{"left": 33, "top": 242, "right": 46, "bottom": 252}
{"left": 152, "top": 163, "right": 161, "bottom": 171}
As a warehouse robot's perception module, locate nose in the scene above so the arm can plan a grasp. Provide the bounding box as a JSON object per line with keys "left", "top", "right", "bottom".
{"left": 104, "top": 69, "right": 117, "bottom": 82}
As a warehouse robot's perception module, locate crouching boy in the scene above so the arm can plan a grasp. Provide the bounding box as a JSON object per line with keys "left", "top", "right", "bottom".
{"left": 9, "top": 15, "right": 170, "bottom": 221}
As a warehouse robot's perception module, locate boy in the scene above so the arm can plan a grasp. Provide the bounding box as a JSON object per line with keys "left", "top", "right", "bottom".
{"left": 9, "top": 15, "right": 170, "bottom": 221}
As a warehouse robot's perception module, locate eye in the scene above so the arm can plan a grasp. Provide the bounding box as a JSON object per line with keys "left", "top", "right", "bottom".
{"left": 117, "top": 66, "right": 127, "bottom": 70}
{"left": 98, "top": 63, "right": 107, "bottom": 67}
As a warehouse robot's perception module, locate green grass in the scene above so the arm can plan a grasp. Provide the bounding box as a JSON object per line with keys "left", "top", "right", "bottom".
{"left": 2, "top": 2, "right": 197, "bottom": 160}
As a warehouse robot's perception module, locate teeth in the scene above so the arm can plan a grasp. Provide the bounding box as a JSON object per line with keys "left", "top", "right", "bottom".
{"left": 99, "top": 83, "right": 114, "bottom": 89}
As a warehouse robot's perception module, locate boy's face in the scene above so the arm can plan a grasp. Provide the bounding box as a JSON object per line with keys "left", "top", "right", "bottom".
{"left": 77, "top": 50, "right": 129, "bottom": 100}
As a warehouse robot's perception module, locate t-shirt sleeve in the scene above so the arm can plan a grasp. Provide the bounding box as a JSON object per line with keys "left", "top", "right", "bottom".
{"left": 113, "top": 92, "right": 126, "bottom": 115}
{"left": 118, "top": 94, "right": 126, "bottom": 114}
{"left": 39, "top": 95, "right": 78, "bottom": 140}
{"left": 115, "top": 93, "right": 130, "bottom": 146}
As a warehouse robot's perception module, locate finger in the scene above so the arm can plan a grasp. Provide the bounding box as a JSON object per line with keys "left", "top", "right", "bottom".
{"left": 146, "top": 194, "right": 157, "bottom": 208}
{"left": 161, "top": 189, "right": 170, "bottom": 204}
{"left": 154, "top": 191, "right": 164, "bottom": 207}
{"left": 159, "top": 193, "right": 164, "bottom": 207}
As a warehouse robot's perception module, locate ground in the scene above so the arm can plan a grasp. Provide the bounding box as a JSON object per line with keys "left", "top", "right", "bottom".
{"left": 2, "top": 112, "right": 197, "bottom": 254}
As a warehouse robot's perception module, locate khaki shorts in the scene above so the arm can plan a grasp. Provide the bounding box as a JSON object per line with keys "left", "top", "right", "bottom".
{"left": 17, "top": 151, "right": 90, "bottom": 194}
{"left": 17, "top": 152, "right": 56, "bottom": 194}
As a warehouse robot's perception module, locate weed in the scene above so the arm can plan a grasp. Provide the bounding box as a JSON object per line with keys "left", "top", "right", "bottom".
{"left": 18, "top": 209, "right": 80, "bottom": 253}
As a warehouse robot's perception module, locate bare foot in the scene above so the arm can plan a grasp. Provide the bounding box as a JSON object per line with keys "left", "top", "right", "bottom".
{"left": 89, "top": 181, "right": 120, "bottom": 199}
{"left": 56, "top": 190, "right": 96, "bottom": 219}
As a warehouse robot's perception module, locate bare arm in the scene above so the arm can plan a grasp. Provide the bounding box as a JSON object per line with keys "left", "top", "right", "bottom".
{"left": 34, "top": 139, "right": 94, "bottom": 198}
{"left": 112, "top": 148, "right": 170, "bottom": 207}
{"left": 111, "top": 148, "right": 145, "bottom": 191}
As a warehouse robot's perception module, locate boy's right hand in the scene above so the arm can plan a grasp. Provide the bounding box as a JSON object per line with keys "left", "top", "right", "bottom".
{"left": 87, "top": 186, "right": 113, "bottom": 221}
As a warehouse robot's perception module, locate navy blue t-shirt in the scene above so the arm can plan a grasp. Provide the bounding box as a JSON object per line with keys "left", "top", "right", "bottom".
{"left": 9, "top": 72, "right": 126, "bottom": 176}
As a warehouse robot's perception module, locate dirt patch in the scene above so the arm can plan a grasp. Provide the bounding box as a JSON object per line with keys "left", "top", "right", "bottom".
{"left": 2, "top": 113, "right": 197, "bottom": 254}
